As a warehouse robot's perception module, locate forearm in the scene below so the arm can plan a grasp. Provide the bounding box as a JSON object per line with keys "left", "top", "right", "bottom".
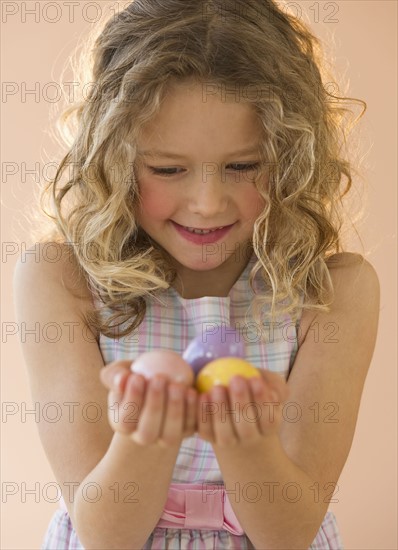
{"left": 214, "top": 436, "right": 329, "bottom": 550}
{"left": 73, "top": 432, "right": 180, "bottom": 549}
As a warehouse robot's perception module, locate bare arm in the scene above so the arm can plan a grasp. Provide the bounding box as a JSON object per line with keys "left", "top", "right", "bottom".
{"left": 73, "top": 433, "right": 182, "bottom": 549}
{"left": 13, "top": 243, "right": 197, "bottom": 549}
{"left": 197, "top": 253, "right": 380, "bottom": 549}
{"left": 74, "top": 362, "right": 197, "bottom": 550}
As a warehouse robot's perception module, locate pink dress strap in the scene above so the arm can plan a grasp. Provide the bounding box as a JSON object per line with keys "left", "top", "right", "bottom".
{"left": 156, "top": 483, "right": 244, "bottom": 535}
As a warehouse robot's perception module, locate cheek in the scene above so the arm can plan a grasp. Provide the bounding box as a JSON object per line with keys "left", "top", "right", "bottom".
{"left": 243, "top": 188, "right": 266, "bottom": 221}
{"left": 138, "top": 180, "right": 176, "bottom": 220}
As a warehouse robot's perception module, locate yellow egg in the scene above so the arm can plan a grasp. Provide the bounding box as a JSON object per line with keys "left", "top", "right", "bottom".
{"left": 195, "top": 357, "right": 261, "bottom": 393}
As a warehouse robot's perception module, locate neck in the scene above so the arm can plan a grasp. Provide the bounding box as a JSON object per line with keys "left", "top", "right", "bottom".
{"left": 171, "top": 247, "right": 254, "bottom": 299}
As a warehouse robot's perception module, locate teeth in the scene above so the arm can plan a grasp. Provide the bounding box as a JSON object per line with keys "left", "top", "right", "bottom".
{"left": 185, "top": 226, "right": 224, "bottom": 234}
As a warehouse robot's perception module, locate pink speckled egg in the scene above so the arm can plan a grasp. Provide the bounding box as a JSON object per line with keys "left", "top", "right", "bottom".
{"left": 130, "top": 350, "right": 194, "bottom": 386}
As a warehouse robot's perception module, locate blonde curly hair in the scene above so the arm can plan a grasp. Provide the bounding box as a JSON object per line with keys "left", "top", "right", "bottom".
{"left": 28, "top": 0, "right": 367, "bottom": 339}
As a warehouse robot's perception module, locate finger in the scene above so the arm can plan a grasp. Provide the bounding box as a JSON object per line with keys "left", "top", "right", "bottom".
{"left": 159, "top": 382, "right": 185, "bottom": 447}
{"left": 113, "top": 373, "right": 146, "bottom": 434}
{"left": 259, "top": 369, "right": 289, "bottom": 403}
{"left": 107, "top": 369, "right": 134, "bottom": 431}
{"left": 100, "top": 360, "right": 133, "bottom": 391}
{"left": 210, "top": 385, "right": 238, "bottom": 448}
{"left": 228, "top": 376, "right": 261, "bottom": 443}
{"left": 183, "top": 387, "right": 198, "bottom": 438}
{"left": 249, "top": 376, "right": 281, "bottom": 436}
{"left": 131, "top": 374, "right": 168, "bottom": 446}
{"left": 197, "top": 392, "right": 215, "bottom": 442}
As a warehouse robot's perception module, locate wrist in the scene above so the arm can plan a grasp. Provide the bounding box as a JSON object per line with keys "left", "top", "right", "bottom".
{"left": 110, "top": 431, "right": 181, "bottom": 459}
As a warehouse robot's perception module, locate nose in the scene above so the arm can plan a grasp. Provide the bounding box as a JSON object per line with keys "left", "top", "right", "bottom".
{"left": 187, "top": 173, "right": 229, "bottom": 218}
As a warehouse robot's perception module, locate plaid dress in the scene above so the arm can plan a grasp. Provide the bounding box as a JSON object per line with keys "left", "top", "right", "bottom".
{"left": 41, "top": 252, "right": 344, "bottom": 549}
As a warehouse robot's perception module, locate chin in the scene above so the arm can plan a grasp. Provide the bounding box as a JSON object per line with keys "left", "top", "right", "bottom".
{"left": 177, "top": 255, "right": 227, "bottom": 272}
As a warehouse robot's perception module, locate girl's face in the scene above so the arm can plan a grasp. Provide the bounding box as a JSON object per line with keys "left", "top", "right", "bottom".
{"left": 134, "top": 80, "right": 267, "bottom": 283}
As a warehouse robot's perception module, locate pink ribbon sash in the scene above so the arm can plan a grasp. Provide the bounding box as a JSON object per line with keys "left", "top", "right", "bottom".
{"left": 58, "top": 482, "right": 244, "bottom": 536}
{"left": 156, "top": 483, "right": 244, "bottom": 535}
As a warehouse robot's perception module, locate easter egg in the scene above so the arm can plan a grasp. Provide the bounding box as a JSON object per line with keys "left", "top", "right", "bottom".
{"left": 195, "top": 357, "right": 261, "bottom": 393}
{"left": 182, "top": 328, "right": 245, "bottom": 375}
{"left": 131, "top": 350, "right": 194, "bottom": 386}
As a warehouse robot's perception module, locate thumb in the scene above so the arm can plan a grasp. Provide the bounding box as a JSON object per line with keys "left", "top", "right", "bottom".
{"left": 100, "top": 360, "right": 133, "bottom": 390}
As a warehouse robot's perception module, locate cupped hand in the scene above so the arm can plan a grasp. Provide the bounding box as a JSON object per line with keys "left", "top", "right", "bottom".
{"left": 196, "top": 368, "right": 290, "bottom": 449}
{"left": 100, "top": 360, "right": 198, "bottom": 447}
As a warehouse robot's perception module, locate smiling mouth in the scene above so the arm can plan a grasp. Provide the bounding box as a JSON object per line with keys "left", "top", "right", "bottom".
{"left": 173, "top": 222, "right": 233, "bottom": 234}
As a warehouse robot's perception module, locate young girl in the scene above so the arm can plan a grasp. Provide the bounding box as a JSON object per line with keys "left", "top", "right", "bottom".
{"left": 14, "top": 1, "right": 380, "bottom": 549}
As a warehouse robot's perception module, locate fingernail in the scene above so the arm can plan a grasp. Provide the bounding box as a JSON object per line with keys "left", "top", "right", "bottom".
{"left": 230, "top": 376, "right": 245, "bottom": 393}
{"left": 169, "top": 385, "right": 183, "bottom": 400}
{"left": 152, "top": 376, "right": 166, "bottom": 391}
{"left": 113, "top": 372, "right": 124, "bottom": 391}
{"left": 251, "top": 377, "right": 264, "bottom": 395}
{"left": 132, "top": 375, "right": 144, "bottom": 392}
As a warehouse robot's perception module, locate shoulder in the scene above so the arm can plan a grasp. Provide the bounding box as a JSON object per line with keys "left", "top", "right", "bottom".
{"left": 14, "top": 241, "right": 88, "bottom": 293}
{"left": 297, "top": 252, "right": 380, "bottom": 347}
{"left": 325, "top": 251, "right": 379, "bottom": 280}
{"left": 13, "top": 241, "right": 100, "bottom": 341}
{"left": 325, "top": 252, "right": 380, "bottom": 307}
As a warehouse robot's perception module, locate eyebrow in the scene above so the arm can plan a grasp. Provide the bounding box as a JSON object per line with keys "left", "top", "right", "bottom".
{"left": 136, "top": 146, "right": 260, "bottom": 159}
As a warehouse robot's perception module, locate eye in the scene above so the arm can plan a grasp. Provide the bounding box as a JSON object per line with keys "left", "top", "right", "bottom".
{"left": 147, "top": 163, "right": 260, "bottom": 177}
{"left": 227, "top": 163, "right": 260, "bottom": 172}
{"left": 148, "top": 167, "right": 184, "bottom": 177}
{"left": 148, "top": 166, "right": 182, "bottom": 177}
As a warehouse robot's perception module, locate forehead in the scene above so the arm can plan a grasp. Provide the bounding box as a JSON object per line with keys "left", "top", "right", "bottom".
{"left": 137, "top": 81, "right": 263, "bottom": 157}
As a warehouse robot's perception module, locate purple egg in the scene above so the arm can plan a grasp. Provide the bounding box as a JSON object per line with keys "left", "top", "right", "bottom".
{"left": 182, "top": 328, "right": 245, "bottom": 375}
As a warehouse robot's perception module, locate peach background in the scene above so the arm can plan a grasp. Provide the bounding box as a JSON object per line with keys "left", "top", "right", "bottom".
{"left": 1, "top": 1, "right": 397, "bottom": 549}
